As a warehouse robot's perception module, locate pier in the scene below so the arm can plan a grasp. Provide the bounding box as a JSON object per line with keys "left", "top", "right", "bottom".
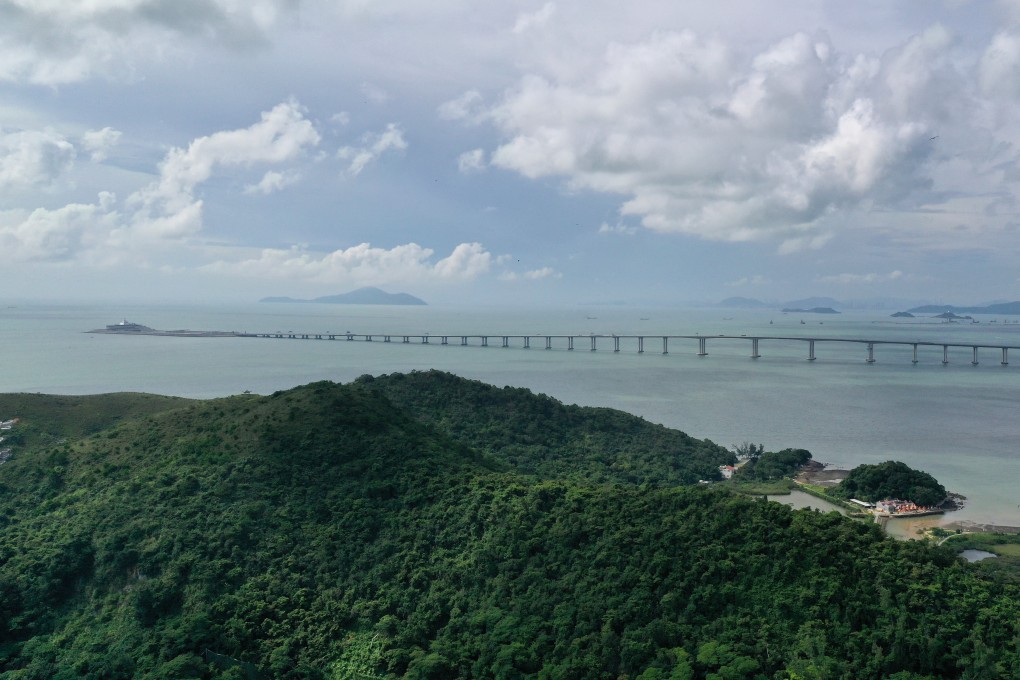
{"left": 238, "top": 331, "right": 1020, "bottom": 366}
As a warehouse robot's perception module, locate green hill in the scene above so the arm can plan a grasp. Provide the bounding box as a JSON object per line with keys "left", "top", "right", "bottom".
{"left": 0, "top": 373, "right": 1016, "bottom": 679}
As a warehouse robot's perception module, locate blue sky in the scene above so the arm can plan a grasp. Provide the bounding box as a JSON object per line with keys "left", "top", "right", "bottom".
{"left": 1, "top": 1, "right": 1019, "bottom": 306}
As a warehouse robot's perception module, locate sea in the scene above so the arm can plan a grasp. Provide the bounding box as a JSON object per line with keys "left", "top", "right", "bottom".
{"left": 2, "top": 301, "right": 1019, "bottom": 528}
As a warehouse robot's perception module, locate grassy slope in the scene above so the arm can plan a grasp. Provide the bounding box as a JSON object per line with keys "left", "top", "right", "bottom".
{"left": 0, "top": 375, "right": 1017, "bottom": 679}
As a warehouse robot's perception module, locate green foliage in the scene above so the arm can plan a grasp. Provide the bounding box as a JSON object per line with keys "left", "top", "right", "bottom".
{"left": 0, "top": 373, "right": 1016, "bottom": 678}
{"left": 832, "top": 460, "right": 948, "bottom": 506}
{"left": 733, "top": 448, "right": 812, "bottom": 481}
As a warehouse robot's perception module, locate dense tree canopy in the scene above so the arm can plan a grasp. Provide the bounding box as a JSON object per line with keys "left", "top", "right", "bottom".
{"left": 0, "top": 373, "right": 1015, "bottom": 678}
{"left": 832, "top": 460, "right": 949, "bottom": 507}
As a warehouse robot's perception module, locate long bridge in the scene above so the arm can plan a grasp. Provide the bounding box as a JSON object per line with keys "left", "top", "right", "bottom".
{"left": 240, "top": 331, "right": 1020, "bottom": 366}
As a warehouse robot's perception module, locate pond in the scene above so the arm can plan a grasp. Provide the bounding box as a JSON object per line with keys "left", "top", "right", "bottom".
{"left": 959, "top": 549, "right": 998, "bottom": 562}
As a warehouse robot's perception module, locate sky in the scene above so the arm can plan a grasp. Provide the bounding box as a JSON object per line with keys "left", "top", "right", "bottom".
{"left": 2, "top": 1, "right": 1020, "bottom": 306}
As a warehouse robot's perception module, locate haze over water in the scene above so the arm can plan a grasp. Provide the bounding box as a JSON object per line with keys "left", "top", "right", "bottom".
{"left": 2, "top": 302, "right": 1019, "bottom": 528}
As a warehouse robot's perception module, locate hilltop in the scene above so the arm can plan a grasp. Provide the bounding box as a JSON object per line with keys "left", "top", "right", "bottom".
{"left": 0, "top": 373, "right": 1017, "bottom": 678}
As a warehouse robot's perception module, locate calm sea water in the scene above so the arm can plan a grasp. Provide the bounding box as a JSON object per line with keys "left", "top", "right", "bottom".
{"left": 2, "top": 302, "right": 1019, "bottom": 526}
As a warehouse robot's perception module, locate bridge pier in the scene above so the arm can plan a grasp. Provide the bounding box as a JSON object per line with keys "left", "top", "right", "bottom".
{"left": 866, "top": 342, "right": 875, "bottom": 363}
{"left": 751, "top": 338, "right": 760, "bottom": 359}
{"left": 697, "top": 337, "right": 707, "bottom": 356}
{"left": 422, "top": 336, "right": 429, "bottom": 344}
{"left": 972, "top": 346, "right": 979, "bottom": 365}
{"left": 808, "top": 340, "right": 816, "bottom": 361}
{"left": 545, "top": 336, "right": 551, "bottom": 349}
{"left": 568, "top": 337, "right": 574, "bottom": 350}
{"left": 912, "top": 344, "right": 918, "bottom": 364}
{"left": 366, "top": 335, "right": 373, "bottom": 342}
{"left": 613, "top": 336, "right": 620, "bottom": 352}
{"left": 943, "top": 345, "right": 949, "bottom": 365}
{"left": 662, "top": 336, "right": 668, "bottom": 355}
{"left": 638, "top": 336, "right": 644, "bottom": 353}
{"left": 441, "top": 336, "right": 448, "bottom": 345}
{"left": 402, "top": 336, "right": 409, "bottom": 344}
{"left": 502, "top": 336, "right": 509, "bottom": 348}
{"left": 524, "top": 336, "right": 530, "bottom": 349}
{"left": 461, "top": 336, "right": 467, "bottom": 346}
{"left": 1003, "top": 348, "right": 1009, "bottom": 366}
{"left": 482, "top": 336, "right": 488, "bottom": 347}
{"left": 590, "top": 336, "right": 597, "bottom": 351}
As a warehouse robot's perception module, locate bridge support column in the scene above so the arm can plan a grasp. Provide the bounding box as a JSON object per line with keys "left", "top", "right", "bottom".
{"left": 613, "top": 336, "right": 620, "bottom": 352}
{"left": 1002, "top": 348, "right": 1008, "bottom": 366}
{"left": 568, "top": 337, "right": 574, "bottom": 350}
{"left": 461, "top": 336, "right": 467, "bottom": 346}
{"left": 662, "top": 336, "right": 668, "bottom": 354}
{"left": 972, "top": 347, "right": 979, "bottom": 365}
{"left": 366, "top": 335, "right": 373, "bottom": 342}
{"left": 808, "top": 340, "right": 816, "bottom": 361}
{"left": 751, "top": 338, "right": 760, "bottom": 359}
{"left": 638, "top": 336, "right": 644, "bottom": 353}
{"left": 943, "top": 345, "right": 949, "bottom": 365}
{"left": 912, "top": 344, "right": 918, "bottom": 364}
{"left": 402, "top": 336, "right": 409, "bottom": 343}
{"left": 422, "top": 336, "right": 429, "bottom": 344}
{"left": 524, "top": 336, "right": 530, "bottom": 349}
{"left": 383, "top": 336, "right": 389, "bottom": 343}
{"left": 482, "top": 336, "right": 488, "bottom": 347}
{"left": 346, "top": 333, "right": 353, "bottom": 341}
{"left": 545, "top": 336, "right": 551, "bottom": 349}
{"left": 697, "top": 337, "right": 707, "bottom": 356}
{"left": 590, "top": 336, "right": 597, "bottom": 351}
{"left": 502, "top": 336, "right": 509, "bottom": 348}
{"left": 441, "top": 336, "right": 448, "bottom": 345}
{"left": 866, "top": 342, "right": 875, "bottom": 363}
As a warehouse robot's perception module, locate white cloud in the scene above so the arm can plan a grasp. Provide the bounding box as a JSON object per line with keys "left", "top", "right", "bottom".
{"left": 0, "top": 101, "right": 321, "bottom": 261}
{"left": 727, "top": 275, "right": 770, "bottom": 287}
{"left": 457, "top": 148, "right": 486, "bottom": 173}
{"left": 438, "top": 90, "right": 486, "bottom": 123}
{"left": 818, "top": 269, "right": 904, "bottom": 284}
{"left": 202, "top": 241, "right": 493, "bottom": 284}
{"left": 0, "top": 0, "right": 298, "bottom": 85}
{"left": 0, "top": 128, "right": 76, "bottom": 189}
{"left": 338, "top": 123, "right": 407, "bottom": 176}
{"left": 472, "top": 25, "right": 1005, "bottom": 251}
{"left": 81, "top": 127, "right": 122, "bottom": 162}
{"left": 244, "top": 170, "right": 300, "bottom": 195}
{"left": 598, "top": 221, "right": 637, "bottom": 235}
{"left": 513, "top": 3, "right": 556, "bottom": 34}
{"left": 131, "top": 99, "right": 320, "bottom": 237}
{"left": 523, "top": 266, "right": 560, "bottom": 280}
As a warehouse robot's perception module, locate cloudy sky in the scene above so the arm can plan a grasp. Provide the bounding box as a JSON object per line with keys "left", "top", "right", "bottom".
{"left": 2, "top": 0, "right": 1020, "bottom": 305}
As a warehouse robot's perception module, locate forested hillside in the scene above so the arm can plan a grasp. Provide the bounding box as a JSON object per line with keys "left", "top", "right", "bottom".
{"left": 0, "top": 373, "right": 1017, "bottom": 679}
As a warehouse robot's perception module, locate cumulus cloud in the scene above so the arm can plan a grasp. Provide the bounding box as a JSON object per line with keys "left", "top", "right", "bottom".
{"left": 0, "top": 0, "right": 297, "bottom": 85}
{"left": 338, "top": 123, "right": 407, "bottom": 176}
{"left": 727, "top": 275, "right": 770, "bottom": 287}
{"left": 472, "top": 26, "right": 1005, "bottom": 251}
{"left": 130, "top": 99, "right": 320, "bottom": 237}
{"left": 202, "top": 241, "right": 493, "bottom": 283}
{"left": 0, "top": 101, "right": 320, "bottom": 260}
{"left": 81, "top": 127, "right": 122, "bottom": 162}
{"left": 0, "top": 128, "right": 76, "bottom": 189}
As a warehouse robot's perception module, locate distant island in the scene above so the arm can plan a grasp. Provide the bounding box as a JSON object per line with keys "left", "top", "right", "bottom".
{"left": 906, "top": 301, "right": 1020, "bottom": 315}
{"left": 261, "top": 286, "right": 427, "bottom": 306}
{"left": 781, "top": 307, "right": 840, "bottom": 314}
{"left": 890, "top": 311, "right": 914, "bottom": 318}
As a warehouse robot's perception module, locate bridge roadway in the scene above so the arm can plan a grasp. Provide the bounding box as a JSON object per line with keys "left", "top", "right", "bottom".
{"left": 240, "top": 332, "right": 1020, "bottom": 366}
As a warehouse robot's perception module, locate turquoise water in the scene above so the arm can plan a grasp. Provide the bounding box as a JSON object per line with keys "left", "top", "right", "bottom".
{"left": 2, "top": 302, "right": 1019, "bottom": 526}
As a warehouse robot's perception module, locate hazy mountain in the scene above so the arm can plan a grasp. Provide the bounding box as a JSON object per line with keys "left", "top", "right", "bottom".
{"left": 261, "top": 286, "right": 427, "bottom": 305}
